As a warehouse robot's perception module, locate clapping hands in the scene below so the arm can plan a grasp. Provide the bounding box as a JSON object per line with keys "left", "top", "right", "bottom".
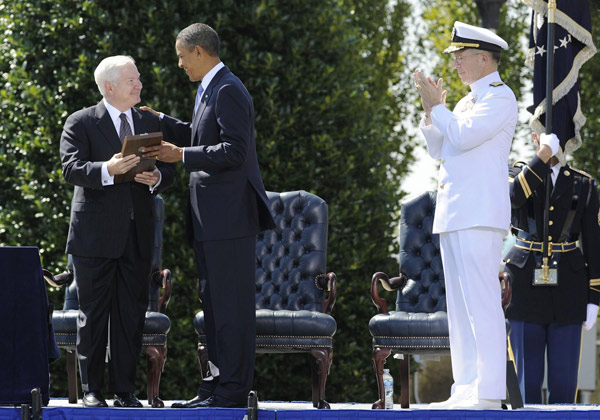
{"left": 413, "top": 69, "right": 447, "bottom": 115}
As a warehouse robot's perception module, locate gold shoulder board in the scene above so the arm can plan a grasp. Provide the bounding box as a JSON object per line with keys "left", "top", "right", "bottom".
{"left": 490, "top": 82, "right": 505, "bottom": 87}
{"left": 570, "top": 167, "right": 592, "bottom": 179}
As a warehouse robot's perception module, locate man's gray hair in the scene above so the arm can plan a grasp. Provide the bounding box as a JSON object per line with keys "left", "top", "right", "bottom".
{"left": 177, "top": 23, "right": 220, "bottom": 57}
{"left": 94, "top": 55, "right": 135, "bottom": 97}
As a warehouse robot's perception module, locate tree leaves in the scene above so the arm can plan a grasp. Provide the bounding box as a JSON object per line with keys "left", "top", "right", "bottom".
{"left": 1, "top": 0, "right": 413, "bottom": 402}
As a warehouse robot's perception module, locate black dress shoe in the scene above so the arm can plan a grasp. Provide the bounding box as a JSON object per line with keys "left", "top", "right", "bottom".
{"left": 82, "top": 391, "right": 108, "bottom": 408}
{"left": 197, "top": 377, "right": 219, "bottom": 399}
{"left": 171, "top": 378, "right": 219, "bottom": 408}
{"left": 114, "top": 392, "right": 143, "bottom": 408}
{"left": 195, "top": 395, "right": 244, "bottom": 408}
{"left": 171, "top": 395, "right": 206, "bottom": 408}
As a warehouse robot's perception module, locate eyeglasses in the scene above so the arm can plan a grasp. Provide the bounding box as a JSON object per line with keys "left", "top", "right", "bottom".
{"left": 453, "top": 53, "right": 482, "bottom": 65}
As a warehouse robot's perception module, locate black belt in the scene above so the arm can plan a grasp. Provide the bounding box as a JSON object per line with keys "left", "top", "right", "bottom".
{"left": 515, "top": 239, "right": 577, "bottom": 253}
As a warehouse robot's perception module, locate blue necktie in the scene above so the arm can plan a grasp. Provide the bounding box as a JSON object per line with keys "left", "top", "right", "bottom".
{"left": 194, "top": 84, "right": 204, "bottom": 116}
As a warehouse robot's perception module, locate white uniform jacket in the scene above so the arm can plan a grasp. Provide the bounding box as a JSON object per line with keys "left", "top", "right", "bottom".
{"left": 420, "top": 71, "right": 517, "bottom": 235}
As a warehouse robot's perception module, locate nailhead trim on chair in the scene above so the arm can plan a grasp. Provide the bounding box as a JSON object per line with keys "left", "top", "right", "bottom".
{"left": 258, "top": 334, "right": 331, "bottom": 339}
{"left": 55, "top": 341, "right": 76, "bottom": 346}
{"left": 373, "top": 335, "right": 449, "bottom": 339}
{"left": 257, "top": 344, "right": 332, "bottom": 348}
{"left": 373, "top": 344, "right": 450, "bottom": 349}
{"left": 142, "top": 334, "right": 167, "bottom": 343}
{"left": 314, "top": 273, "right": 329, "bottom": 291}
{"left": 55, "top": 333, "right": 168, "bottom": 345}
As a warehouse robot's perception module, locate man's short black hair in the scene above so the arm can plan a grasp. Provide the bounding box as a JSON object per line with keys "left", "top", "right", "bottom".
{"left": 177, "top": 23, "right": 220, "bottom": 57}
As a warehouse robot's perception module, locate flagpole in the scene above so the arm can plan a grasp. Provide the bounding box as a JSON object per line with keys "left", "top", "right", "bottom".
{"left": 541, "top": 0, "right": 556, "bottom": 283}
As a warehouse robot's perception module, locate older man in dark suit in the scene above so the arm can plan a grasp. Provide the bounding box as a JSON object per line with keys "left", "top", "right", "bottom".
{"left": 60, "top": 55, "right": 175, "bottom": 408}
{"left": 142, "top": 23, "right": 274, "bottom": 408}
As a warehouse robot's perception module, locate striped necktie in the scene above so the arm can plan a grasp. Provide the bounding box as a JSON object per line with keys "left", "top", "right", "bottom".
{"left": 119, "top": 113, "right": 132, "bottom": 143}
{"left": 194, "top": 84, "right": 204, "bottom": 116}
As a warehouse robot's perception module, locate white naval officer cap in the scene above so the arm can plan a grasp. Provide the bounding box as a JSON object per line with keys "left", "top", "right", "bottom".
{"left": 443, "top": 21, "right": 508, "bottom": 54}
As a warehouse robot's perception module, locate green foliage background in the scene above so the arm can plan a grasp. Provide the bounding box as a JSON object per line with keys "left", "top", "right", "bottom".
{"left": 419, "top": 0, "right": 530, "bottom": 137}
{"left": 574, "top": 2, "right": 600, "bottom": 180}
{"left": 1, "top": 0, "right": 598, "bottom": 404}
{"left": 0, "top": 0, "right": 413, "bottom": 403}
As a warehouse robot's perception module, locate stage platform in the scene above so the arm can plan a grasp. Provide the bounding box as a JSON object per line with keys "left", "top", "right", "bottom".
{"left": 4, "top": 399, "right": 600, "bottom": 420}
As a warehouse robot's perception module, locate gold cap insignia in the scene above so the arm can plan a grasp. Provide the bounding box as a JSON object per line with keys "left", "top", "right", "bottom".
{"left": 490, "top": 82, "right": 505, "bottom": 87}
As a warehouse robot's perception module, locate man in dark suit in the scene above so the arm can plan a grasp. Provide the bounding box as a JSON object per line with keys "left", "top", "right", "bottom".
{"left": 142, "top": 23, "right": 274, "bottom": 408}
{"left": 504, "top": 131, "right": 600, "bottom": 403}
{"left": 60, "top": 55, "right": 175, "bottom": 408}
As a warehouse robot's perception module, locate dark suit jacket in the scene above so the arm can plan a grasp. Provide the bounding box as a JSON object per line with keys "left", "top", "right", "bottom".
{"left": 60, "top": 101, "right": 175, "bottom": 259}
{"left": 161, "top": 65, "right": 274, "bottom": 241}
{"left": 504, "top": 155, "right": 600, "bottom": 324}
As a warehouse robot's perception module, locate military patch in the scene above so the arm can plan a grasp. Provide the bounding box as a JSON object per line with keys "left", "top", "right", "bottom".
{"left": 460, "top": 94, "right": 478, "bottom": 113}
{"left": 490, "top": 82, "right": 505, "bottom": 87}
{"left": 461, "top": 102, "right": 474, "bottom": 112}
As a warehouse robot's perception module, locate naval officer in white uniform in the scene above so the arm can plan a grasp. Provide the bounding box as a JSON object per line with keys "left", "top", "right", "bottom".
{"left": 413, "top": 21, "right": 518, "bottom": 410}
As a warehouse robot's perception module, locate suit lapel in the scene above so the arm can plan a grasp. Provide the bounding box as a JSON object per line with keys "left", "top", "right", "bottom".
{"left": 191, "top": 66, "right": 230, "bottom": 143}
{"left": 191, "top": 93, "right": 208, "bottom": 139}
{"left": 131, "top": 107, "right": 147, "bottom": 134}
{"left": 95, "top": 101, "right": 122, "bottom": 151}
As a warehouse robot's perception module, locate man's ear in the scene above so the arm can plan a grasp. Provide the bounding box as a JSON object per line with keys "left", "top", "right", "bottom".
{"left": 194, "top": 45, "right": 203, "bottom": 56}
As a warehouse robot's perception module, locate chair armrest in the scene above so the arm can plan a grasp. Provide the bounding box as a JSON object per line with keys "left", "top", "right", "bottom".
{"left": 370, "top": 272, "right": 407, "bottom": 314}
{"left": 42, "top": 268, "right": 73, "bottom": 288}
{"left": 156, "top": 268, "right": 172, "bottom": 314}
{"left": 499, "top": 271, "right": 512, "bottom": 312}
{"left": 315, "top": 272, "right": 337, "bottom": 315}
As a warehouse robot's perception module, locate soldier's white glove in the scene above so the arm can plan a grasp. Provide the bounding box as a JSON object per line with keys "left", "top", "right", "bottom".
{"left": 583, "top": 303, "right": 599, "bottom": 330}
{"left": 540, "top": 133, "right": 560, "bottom": 156}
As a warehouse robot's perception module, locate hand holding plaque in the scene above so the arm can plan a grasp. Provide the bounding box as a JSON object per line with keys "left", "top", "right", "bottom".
{"left": 114, "top": 132, "right": 163, "bottom": 183}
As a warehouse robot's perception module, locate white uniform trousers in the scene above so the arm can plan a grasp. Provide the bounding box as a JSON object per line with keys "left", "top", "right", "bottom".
{"left": 440, "top": 227, "right": 506, "bottom": 400}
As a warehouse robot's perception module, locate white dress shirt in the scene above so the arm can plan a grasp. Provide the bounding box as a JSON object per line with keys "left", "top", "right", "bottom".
{"left": 101, "top": 99, "right": 161, "bottom": 191}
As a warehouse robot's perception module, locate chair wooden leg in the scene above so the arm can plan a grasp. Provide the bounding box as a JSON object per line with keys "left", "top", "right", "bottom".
{"left": 310, "top": 348, "right": 332, "bottom": 409}
{"left": 197, "top": 343, "right": 210, "bottom": 379}
{"left": 399, "top": 354, "right": 410, "bottom": 408}
{"left": 143, "top": 344, "right": 167, "bottom": 408}
{"left": 371, "top": 347, "right": 391, "bottom": 409}
{"left": 66, "top": 349, "right": 78, "bottom": 404}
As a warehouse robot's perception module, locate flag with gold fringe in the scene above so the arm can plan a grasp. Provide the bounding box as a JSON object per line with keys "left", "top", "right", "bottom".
{"left": 522, "top": 0, "right": 596, "bottom": 160}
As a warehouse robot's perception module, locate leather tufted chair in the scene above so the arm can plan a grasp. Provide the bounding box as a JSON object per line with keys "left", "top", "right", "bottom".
{"left": 368, "top": 191, "right": 519, "bottom": 409}
{"left": 193, "top": 190, "right": 338, "bottom": 409}
{"left": 44, "top": 195, "right": 172, "bottom": 408}
{"left": 369, "top": 191, "right": 447, "bottom": 409}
